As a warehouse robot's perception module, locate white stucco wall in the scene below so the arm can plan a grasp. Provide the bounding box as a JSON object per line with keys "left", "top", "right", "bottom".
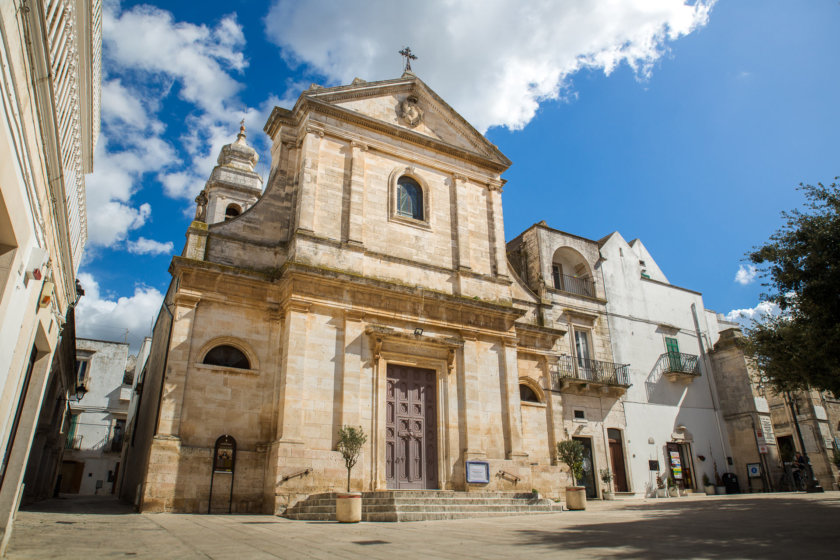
{"left": 601, "top": 233, "right": 731, "bottom": 495}
{"left": 64, "top": 339, "right": 131, "bottom": 495}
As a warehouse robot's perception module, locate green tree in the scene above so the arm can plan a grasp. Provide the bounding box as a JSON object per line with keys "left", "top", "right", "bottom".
{"left": 336, "top": 425, "right": 367, "bottom": 492}
{"left": 556, "top": 439, "right": 585, "bottom": 486}
{"left": 745, "top": 179, "right": 840, "bottom": 396}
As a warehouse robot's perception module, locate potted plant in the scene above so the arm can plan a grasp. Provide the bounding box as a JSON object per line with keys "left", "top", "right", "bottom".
{"left": 667, "top": 475, "right": 679, "bottom": 497}
{"left": 335, "top": 425, "right": 367, "bottom": 523}
{"left": 600, "top": 469, "right": 614, "bottom": 500}
{"left": 713, "top": 462, "right": 726, "bottom": 495}
{"left": 702, "top": 473, "right": 715, "bottom": 496}
{"left": 655, "top": 473, "right": 667, "bottom": 498}
{"left": 557, "top": 439, "right": 586, "bottom": 510}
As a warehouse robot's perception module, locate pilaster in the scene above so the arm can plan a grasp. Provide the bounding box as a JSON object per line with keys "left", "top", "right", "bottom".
{"left": 347, "top": 142, "right": 367, "bottom": 245}
{"left": 275, "top": 301, "right": 310, "bottom": 442}
{"left": 500, "top": 339, "right": 527, "bottom": 461}
{"left": 156, "top": 290, "right": 201, "bottom": 437}
{"left": 453, "top": 175, "right": 471, "bottom": 271}
{"left": 340, "top": 311, "right": 366, "bottom": 429}
{"left": 296, "top": 128, "right": 323, "bottom": 233}
{"left": 488, "top": 185, "right": 509, "bottom": 279}
{"left": 540, "top": 355, "right": 560, "bottom": 464}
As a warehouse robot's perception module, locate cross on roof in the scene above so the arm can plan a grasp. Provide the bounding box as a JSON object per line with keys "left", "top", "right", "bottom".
{"left": 398, "top": 47, "right": 417, "bottom": 72}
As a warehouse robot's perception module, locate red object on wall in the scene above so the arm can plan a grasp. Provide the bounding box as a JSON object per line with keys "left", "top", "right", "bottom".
{"left": 32, "top": 268, "right": 42, "bottom": 280}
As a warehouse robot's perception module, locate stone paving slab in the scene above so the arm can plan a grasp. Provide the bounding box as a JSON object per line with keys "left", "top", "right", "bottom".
{"left": 7, "top": 492, "right": 839, "bottom": 559}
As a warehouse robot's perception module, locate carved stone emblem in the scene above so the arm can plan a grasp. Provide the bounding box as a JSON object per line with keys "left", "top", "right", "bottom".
{"left": 397, "top": 95, "right": 423, "bottom": 127}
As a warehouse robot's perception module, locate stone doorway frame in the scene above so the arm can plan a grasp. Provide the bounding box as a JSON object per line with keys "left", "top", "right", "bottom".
{"left": 368, "top": 328, "right": 460, "bottom": 492}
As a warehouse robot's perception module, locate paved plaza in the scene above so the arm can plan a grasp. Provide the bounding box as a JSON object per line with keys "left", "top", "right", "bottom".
{"left": 7, "top": 492, "right": 839, "bottom": 559}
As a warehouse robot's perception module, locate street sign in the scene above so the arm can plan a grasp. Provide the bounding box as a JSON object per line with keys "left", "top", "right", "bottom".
{"left": 747, "top": 463, "right": 761, "bottom": 478}
{"left": 758, "top": 444, "right": 768, "bottom": 454}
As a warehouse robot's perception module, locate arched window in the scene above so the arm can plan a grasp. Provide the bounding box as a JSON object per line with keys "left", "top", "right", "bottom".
{"left": 225, "top": 204, "right": 241, "bottom": 221}
{"left": 519, "top": 384, "right": 540, "bottom": 403}
{"left": 203, "top": 345, "right": 250, "bottom": 369}
{"left": 396, "top": 176, "right": 423, "bottom": 220}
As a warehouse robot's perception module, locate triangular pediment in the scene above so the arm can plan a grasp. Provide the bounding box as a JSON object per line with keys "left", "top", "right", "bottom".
{"left": 294, "top": 74, "right": 510, "bottom": 169}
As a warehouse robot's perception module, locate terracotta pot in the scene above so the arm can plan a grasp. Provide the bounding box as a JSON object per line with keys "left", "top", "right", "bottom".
{"left": 565, "top": 486, "right": 586, "bottom": 510}
{"left": 704, "top": 485, "right": 715, "bottom": 496}
{"left": 655, "top": 488, "right": 667, "bottom": 498}
{"left": 335, "top": 492, "right": 362, "bottom": 523}
{"left": 602, "top": 490, "right": 614, "bottom": 501}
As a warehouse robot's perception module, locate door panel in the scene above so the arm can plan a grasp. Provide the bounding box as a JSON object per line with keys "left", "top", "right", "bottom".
{"left": 573, "top": 437, "right": 597, "bottom": 498}
{"left": 609, "top": 440, "right": 629, "bottom": 492}
{"left": 386, "top": 365, "right": 438, "bottom": 489}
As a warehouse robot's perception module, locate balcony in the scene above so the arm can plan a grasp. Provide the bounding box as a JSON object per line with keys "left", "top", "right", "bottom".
{"left": 108, "top": 436, "right": 125, "bottom": 454}
{"left": 654, "top": 352, "right": 701, "bottom": 382}
{"left": 65, "top": 436, "right": 82, "bottom": 450}
{"left": 552, "top": 355, "right": 631, "bottom": 396}
{"left": 552, "top": 274, "right": 596, "bottom": 299}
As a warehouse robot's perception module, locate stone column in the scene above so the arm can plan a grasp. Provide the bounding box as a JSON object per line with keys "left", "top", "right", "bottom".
{"left": 540, "top": 355, "right": 561, "bottom": 464}
{"left": 276, "top": 302, "right": 309, "bottom": 442}
{"left": 156, "top": 290, "right": 201, "bottom": 437}
{"left": 500, "top": 339, "right": 527, "bottom": 461}
{"left": 453, "top": 175, "right": 471, "bottom": 271}
{"left": 341, "top": 311, "right": 365, "bottom": 429}
{"left": 458, "top": 334, "right": 482, "bottom": 458}
{"left": 346, "top": 142, "right": 367, "bottom": 246}
{"left": 296, "top": 128, "right": 323, "bottom": 233}
{"left": 488, "top": 184, "right": 509, "bottom": 279}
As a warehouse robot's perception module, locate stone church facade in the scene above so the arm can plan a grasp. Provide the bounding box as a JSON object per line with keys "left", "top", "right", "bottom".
{"left": 121, "top": 74, "right": 649, "bottom": 513}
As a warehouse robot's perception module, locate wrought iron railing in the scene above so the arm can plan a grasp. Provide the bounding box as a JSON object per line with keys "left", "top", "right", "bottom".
{"left": 553, "top": 355, "right": 631, "bottom": 388}
{"left": 553, "top": 274, "right": 596, "bottom": 298}
{"left": 654, "top": 352, "right": 700, "bottom": 377}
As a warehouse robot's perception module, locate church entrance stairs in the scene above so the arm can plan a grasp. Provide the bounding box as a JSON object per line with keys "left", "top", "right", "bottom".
{"left": 281, "top": 491, "right": 563, "bottom": 522}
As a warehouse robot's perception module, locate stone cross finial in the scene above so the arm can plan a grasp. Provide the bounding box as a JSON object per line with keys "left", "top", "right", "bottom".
{"left": 398, "top": 47, "right": 417, "bottom": 72}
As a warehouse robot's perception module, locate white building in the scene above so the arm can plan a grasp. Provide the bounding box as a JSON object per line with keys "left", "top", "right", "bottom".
{"left": 0, "top": 0, "right": 100, "bottom": 550}
{"left": 59, "top": 338, "right": 131, "bottom": 496}
{"left": 599, "top": 232, "right": 734, "bottom": 495}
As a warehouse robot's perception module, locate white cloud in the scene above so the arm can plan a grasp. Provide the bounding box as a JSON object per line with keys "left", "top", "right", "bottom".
{"left": 264, "top": 0, "right": 714, "bottom": 132}
{"left": 75, "top": 272, "right": 164, "bottom": 352}
{"left": 126, "top": 237, "right": 174, "bottom": 256}
{"left": 725, "top": 301, "right": 780, "bottom": 327}
{"left": 734, "top": 264, "right": 757, "bottom": 285}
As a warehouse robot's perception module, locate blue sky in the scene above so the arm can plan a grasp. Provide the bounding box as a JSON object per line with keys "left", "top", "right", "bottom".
{"left": 76, "top": 1, "right": 840, "bottom": 350}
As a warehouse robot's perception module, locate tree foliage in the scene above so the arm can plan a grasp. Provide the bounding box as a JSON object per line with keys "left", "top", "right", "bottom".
{"left": 336, "top": 425, "right": 367, "bottom": 492}
{"left": 556, "top": 439, "right": 585, "bottom": 486}
{"left": 746, "top": 179, "right": 840, "bottom": 397}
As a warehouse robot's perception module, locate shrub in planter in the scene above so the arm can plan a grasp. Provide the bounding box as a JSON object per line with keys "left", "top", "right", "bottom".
{"left": 335, "top": 425, "right": 367, "bottom": 523}
{"left": 600, "top": 469, "right": 614, "bottom": 500}
{"left": 557, "top": 439, "right": 586, "bottom": 510}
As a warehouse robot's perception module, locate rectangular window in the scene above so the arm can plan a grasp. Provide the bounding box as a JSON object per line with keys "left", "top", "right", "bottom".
{"left": 552, "top": 264, "right": 561, "bottom": 289}
{"left": 665, "top": 337, "right": 680, "bottom": 355}
{"left": 75, "top": 358, "right": 90, "bottom": 384}
{"left": 575, "top": 330, "right": 591, "bottom": 362}
{"left": 574, "top": 409, "right": 585, "bottom": 420}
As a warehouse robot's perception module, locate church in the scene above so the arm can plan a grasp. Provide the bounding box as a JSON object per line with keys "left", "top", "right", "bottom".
{"left": 120, "top": 70, "right": 731, "bottom": 514}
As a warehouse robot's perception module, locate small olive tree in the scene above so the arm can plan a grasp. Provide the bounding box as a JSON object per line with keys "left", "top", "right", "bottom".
{"left": 556, "top": 439, "right": 585, "bottom": 486}
{"left": 337, "top": 425, "right": 367, "bottom": 492}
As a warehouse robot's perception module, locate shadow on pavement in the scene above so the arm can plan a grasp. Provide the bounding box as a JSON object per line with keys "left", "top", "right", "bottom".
{"left": 515, "top": 497, "right": 840, "bottom": 559}
{"left": 21, "top": 495, "right": 136, "bottom": 515}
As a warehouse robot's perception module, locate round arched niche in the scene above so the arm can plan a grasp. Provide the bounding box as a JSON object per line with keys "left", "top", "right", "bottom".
{"left": 518, "top": 377, "right": 545, "bottom": 404}
{"left": 550, "top": 247, "right": 594, "bottom": 296}
{"left": 225, "top": 204, "right": 242, "bottom": 221}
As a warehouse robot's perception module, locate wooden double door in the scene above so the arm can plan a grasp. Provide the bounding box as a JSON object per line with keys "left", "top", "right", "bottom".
{"left": 385, "top": 365, "right": 438, "bottom": 489}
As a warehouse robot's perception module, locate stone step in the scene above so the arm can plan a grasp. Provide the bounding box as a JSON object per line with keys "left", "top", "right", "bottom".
{"left": 281, "top": 491, "right": 563, "bottom": 522}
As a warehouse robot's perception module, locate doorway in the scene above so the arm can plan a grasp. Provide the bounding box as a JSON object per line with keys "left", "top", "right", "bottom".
{"left": 607, "top": 429, "right": 629, "bottom": 492}
{"left": 385, "top": 364, "right": 438, "bottom": 489}
{"left": 58, "top": 461, "right": 84, "bottom": 493}
{"left": 573, "top": 437, "right": 597, "bottom": 498}
{"left": 666, "top": 442, "right": 695, "bottom": 490}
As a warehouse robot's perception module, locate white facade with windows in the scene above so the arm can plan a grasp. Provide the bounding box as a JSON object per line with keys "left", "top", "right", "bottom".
{"left": 60, "top": 338, "right": 131, "bottom": 496}
{"left": 599, "top": 232, "right": 734, "bottom": 495}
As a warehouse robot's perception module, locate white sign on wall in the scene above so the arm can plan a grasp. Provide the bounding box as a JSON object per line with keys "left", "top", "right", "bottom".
{"left": 759, "top": 416, "right": 776, "bottom": 444}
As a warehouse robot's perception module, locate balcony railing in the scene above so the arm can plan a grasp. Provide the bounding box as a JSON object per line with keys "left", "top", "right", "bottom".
{"left": 553, "top": 355, "right": 631, "bottom": 388}
{"left": 65, "top": 436, "right": 82, "bottom": 450}
{"left": 553, "top": 274, "right": 596, "bottom": 298}
{"left": 654, "top": 352, "right": 700, "bottom": 378}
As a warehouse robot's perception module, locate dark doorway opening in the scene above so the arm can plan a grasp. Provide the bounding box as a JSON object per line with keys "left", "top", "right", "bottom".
{"left": 573, "top": 437, "right": 597, "bottom": 498}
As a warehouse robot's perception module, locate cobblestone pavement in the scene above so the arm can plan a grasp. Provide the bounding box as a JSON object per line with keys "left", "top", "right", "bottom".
{"left": 7, "top": 492, "right": 839, "bottom": 559}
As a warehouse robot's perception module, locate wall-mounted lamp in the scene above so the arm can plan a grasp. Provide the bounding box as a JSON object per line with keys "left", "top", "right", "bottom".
{"left": 414, "top": 328, "right": 423, "bottom": 336}
{"left": 69, "top": 385, "right": 88, "bottom": 402}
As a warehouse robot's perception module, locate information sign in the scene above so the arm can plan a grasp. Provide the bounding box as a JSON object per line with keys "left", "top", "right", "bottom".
{"left": 465, "top": 461, "right": 490, "bottom": 484}
{"left": 669, "top": 451, "right": 683, "bottom": 479}
{"left": 747, "top": 463, "right": 761, "bottom": 478}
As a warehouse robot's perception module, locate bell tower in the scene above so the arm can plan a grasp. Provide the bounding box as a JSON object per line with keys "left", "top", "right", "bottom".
{"left": 201, "top": 122, "right": 262, "bottom": 225}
